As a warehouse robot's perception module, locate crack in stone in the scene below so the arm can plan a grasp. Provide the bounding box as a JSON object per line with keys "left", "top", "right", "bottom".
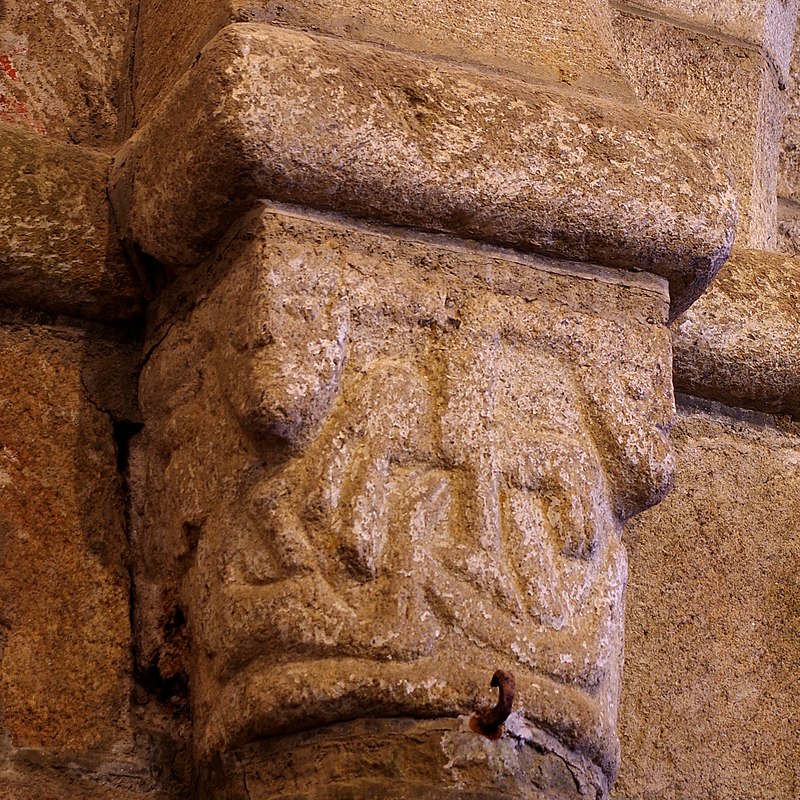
{"left": 233, "top": 752, "right": 253, "bottom": 800}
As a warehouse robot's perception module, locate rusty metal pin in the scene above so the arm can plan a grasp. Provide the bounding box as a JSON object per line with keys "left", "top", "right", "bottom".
{"left": 469, "top": 669, "right": 515, "bottom": 739}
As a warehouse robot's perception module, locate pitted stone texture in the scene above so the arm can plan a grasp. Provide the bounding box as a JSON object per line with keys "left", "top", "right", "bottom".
{"left": 205, "top": 717, "right": 608, "bottom": 800}
{"left": 0, "top": 322, "right": 134, "bottom": 755}
{"left": 0, "top": 769, "right": 158, "bottom": 800}
{"left": 778, "top": 32, "right": 800, "bottom": 204}
{"left": 611, "top": 0, "right": 799, "bottom": 79}
{"left": 112, "top": 23, "right": 736, "bottom": 319}
{"left": 131, "top": 204, "right": 675, "bottom": 788}
{"left": 672, "top": 247, "right": 800, "bottom": 416}
{"left": 0, "top": 125, "right": 143, "bottom": 321}
{"left": 0, "top": 0, "right": 129, "bottom": 144}
{"left": 778, "top": 199, "right": 800, "bottom": 254}
{"left": 616, "top": 402, "right": 800, "bottom": 800}
{"left": 133, "top": 0, "right": 633, "bottom": 125}
{"left": 612, "top": 10, "right": 784, "bottom": 251}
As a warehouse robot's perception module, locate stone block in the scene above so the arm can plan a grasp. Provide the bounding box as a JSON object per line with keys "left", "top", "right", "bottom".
{"left": 611, "top": 0, "right": 799, "bottom": 79}
{"left": 672, "top": 247, "right": 800, "bottom": 416}
{"left": 778, "top": 30, "right": 800, "bottom": 202}
{"left": 612, "top": 9, "right": 784, "bottom": 250}
{"left": 616, "top": 401, "right": 800, "bottom": 799}
{"left": 133, "top": 0, "right": 633, "bottom": 126}
{"left": 112, "top": 24, "right": 736, "bottom": 319}
{"left": 0, "top": 765, "right": 161, "bottom": 800}
{"left": 0, "top": 321, "right": 134, "bottom": 755}
{"left": 0, "top": 124, "right": 143, "bottom": 321}
{"left": 0, "top": 0, "right": 130, "bottom": 144}
{"left": 209, "top": 717, "right": 607, "bottom": 800}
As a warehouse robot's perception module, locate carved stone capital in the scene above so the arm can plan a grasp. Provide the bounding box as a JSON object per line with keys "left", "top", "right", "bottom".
{"left": 131, "top": 205, "right": 675, "bottom": 798}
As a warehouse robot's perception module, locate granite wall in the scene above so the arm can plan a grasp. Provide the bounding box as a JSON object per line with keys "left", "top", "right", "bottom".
{"left": 0, "top": 1, "right": 796, "bottom": 798}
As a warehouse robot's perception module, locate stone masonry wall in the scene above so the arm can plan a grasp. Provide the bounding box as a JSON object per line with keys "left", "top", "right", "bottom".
{"left": 0, "top": 1, "right": 797, "bottom": 799}
{"left": 609, "top": 4, "right": 800, "bottom": 798}
{"left": 616, "top": 398, "right": 800, "bottom": 800}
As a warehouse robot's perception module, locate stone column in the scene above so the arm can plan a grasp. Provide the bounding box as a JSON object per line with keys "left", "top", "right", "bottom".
{"left": 112, "top": 8, "right": 736, "bottom": 800}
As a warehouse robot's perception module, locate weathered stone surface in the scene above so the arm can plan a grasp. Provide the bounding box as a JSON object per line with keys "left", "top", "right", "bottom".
{"left": 207, "top": 717, "right": 607, "bottom": 800}
{"left": 0, "top": 320, "right": 133, "bottom": 753}
{"left": 132, "top": 0, "right": 227, "bottom": 127}
{"left": 0, "top": 0, "right": 130, "bottom": 144}
{"left": 0, "top": 741, "right": 163, "bottom": 799}
{"left": 247, "top": 0, "right": 632, "bottom": 98}
{"left": 112, "top": 23, "right": 736, "bottom": 319}
{"left": 778, "top": 29, "right": 800, "bottom": 203}
{"left": 611, "top": 0, "right": 799, "bottom": 78}
{"left": 0, "top": 766, "right": 160, "bottom": 800}
{"left": 0, "top": 312, "right": 172, "bottom": 799}
{"left": 612, "top": 9, "right": 784, "bottom": 250}
{"left": 0, "top": 326, "right": 130, "bottom": 751}
{"left": 616, "top": 400, "right": 800, "bottom": 800}
{"left": 133, "top": 0, "right": 634, "bottom": 125}
{"left": 751, "top": 66, "right": 787, "bottom": 250}
{"left": 778, "top": 198, "right": 800, "bottom": 254}
{"left": 2, "top": 1, "right": 795, "bottom": 799}
{"left": 0, "top": 124, "right": 143, "bottom": 321}
{"left": 131, "top": 204, "right": 675, "bottom": 796}
{"left": 672, "top": 247, "right": 800, "bottom": 416}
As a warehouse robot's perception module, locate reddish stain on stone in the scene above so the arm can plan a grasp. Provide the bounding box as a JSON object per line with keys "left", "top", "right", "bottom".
{"left": 0, "top": 92, "right": 26, "bottom": 113}
{"left": 0, "top": 43, "right": 45, "bottom": 133}
{"left": 0, "top": 49, "right": 19, "bottom": 81}
{"left": 0, "top": 90, "right": 44, "bottom": 134}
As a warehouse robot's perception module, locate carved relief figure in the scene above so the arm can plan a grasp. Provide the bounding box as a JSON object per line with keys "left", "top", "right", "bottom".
{"left": 131, "top": 206, "right": 674, "bottom": 795}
